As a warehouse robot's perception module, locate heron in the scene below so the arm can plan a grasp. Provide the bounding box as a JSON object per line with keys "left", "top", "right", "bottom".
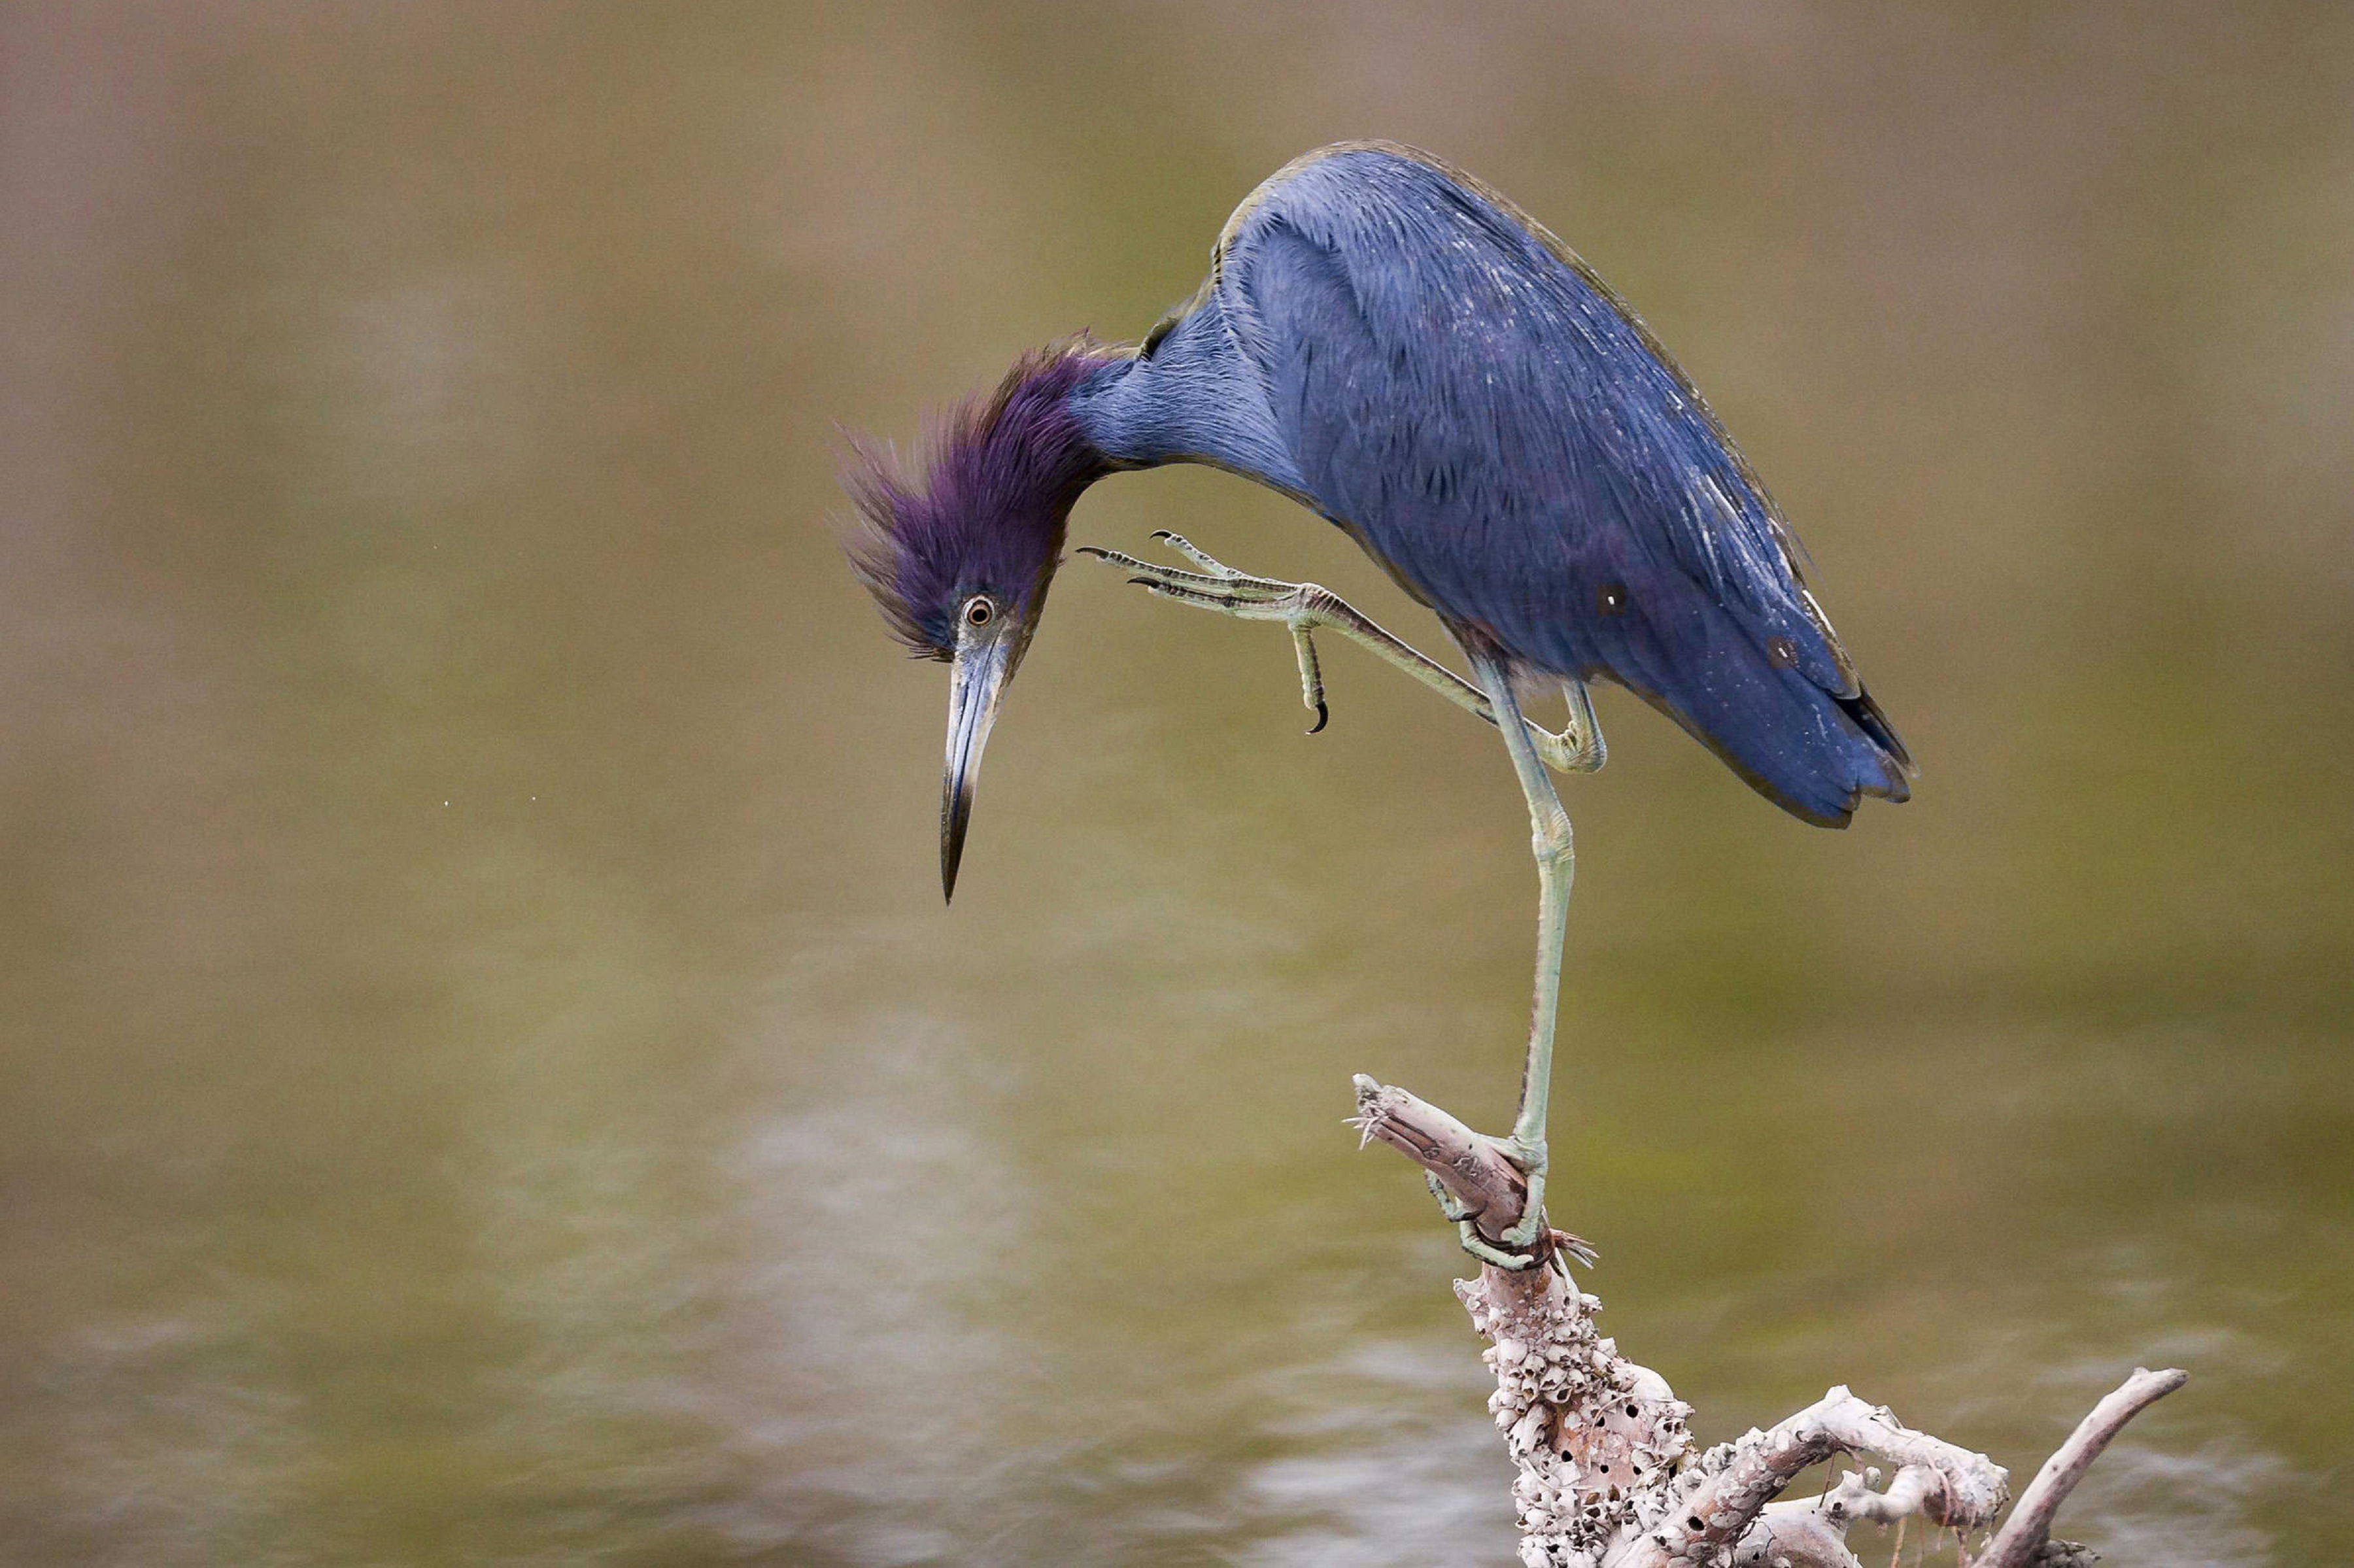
{"left": 841, "top": 142, "right": 1912, "bottom": 1269}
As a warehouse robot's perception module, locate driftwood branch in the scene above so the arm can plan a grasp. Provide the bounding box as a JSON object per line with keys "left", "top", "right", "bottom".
{"left": 1977, "top": 1368, "right": 2189, "bottom": 1567}
{"left": 1349, "top": 1074, "right": 1594, "bottom": 1268}
{"left": 1348, "top": 1075, "right": 2186, "bottom": 1568}
{"left": 1781, "top": 1462, "right": 1952, "bottom": 1531}
{"left": 1349, "top": 1072, "right": 1533, "bottom": 1248}
{"left": 1735, "top": 1463, "right": 1956, "bottom": 1567}
{"left": 1621, "top": 1387, "right": 2005, "bottom": 1568}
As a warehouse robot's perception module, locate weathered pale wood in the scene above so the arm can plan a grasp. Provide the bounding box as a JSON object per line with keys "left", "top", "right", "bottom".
{"left": 1349, "top": 1074, "right": 2187, "bottom": 1568}
{"left": 1605, "top": 1387, "right": 2005, "bottom": 1568}
{"left": 1977, "top": 1368, "right": 2189, "bottom": 1568}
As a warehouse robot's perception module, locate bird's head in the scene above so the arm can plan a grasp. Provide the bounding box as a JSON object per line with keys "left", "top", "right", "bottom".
{"left": 841, "top": 341, "right": 1117, "bottom": 902}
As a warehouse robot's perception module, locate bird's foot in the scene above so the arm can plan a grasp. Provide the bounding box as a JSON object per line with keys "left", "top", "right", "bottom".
{"left": 1492, "top": 1135, "right": 1548, "bottom": 1253}
{"left": 1079, "top": 530, "right": 1287, "bottom": 596}
{"left": 1425, "top": 1170, "right": 1476, "bottom": 1223}
{"left": 1424, "top": 1170, "right": 1537, "bottom": 1269}
{"left": 1424, "top": 1137, "right": 1594, "bottom": 1274}
{"left": 1078, "top": 532, "right": 1337, "bottom": 733}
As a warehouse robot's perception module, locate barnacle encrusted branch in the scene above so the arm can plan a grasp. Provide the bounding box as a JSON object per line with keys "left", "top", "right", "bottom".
{"left": 1346, "top": 1074, "right": 2185, "bottom": 1568}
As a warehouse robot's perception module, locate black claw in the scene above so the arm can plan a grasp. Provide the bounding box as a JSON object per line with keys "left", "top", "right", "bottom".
{"left": 1306, "top": 700, "right": 1329, "bottom": 735}
{"left": 1150, "top": 530, "right": 1174, "bottom": 542}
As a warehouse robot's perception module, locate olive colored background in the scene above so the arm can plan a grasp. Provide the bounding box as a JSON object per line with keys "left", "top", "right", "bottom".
{"left": 2, "top": 5, "right": 2347, "bottom": 1563}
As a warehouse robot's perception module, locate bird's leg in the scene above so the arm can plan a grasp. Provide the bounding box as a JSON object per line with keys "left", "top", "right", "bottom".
{"left": 1078, "top": 533, "right": 1605, "bottom": 772}
{"left": 1083, "top": 532, "right": 1585, "bottom": 1270}
{"left": 1463, "top": 647, "right": 1575, "bottom": 1267}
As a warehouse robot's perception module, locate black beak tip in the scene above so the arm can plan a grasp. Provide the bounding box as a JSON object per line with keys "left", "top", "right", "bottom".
{"left": 941, "top": 795, "right": 970, "bottom": 906}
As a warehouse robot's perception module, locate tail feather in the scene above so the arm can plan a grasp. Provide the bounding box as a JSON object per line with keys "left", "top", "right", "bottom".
{"left": 1835, "top": 687, "right": 1914, "bottom": 782}
{"left": 1582, "top": 604, "right": 1913, "bottom": 828}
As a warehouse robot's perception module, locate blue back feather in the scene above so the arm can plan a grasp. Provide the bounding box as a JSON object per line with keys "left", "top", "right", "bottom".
{"left": 1072, "top": 143, "right": 1911, "bottom": 825}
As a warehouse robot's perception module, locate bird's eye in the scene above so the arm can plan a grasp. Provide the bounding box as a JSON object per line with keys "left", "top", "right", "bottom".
{"left": 963, "top": 596, "right": 995, "bottom": 629}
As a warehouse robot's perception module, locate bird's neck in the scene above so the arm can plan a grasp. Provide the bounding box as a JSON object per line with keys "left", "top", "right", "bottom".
{"left": 1061, "top": 316, "right": 1310, "bottom": 500}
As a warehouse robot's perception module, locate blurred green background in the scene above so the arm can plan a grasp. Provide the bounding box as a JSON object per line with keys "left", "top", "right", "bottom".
{"left": 1, "top": 4, "right": 2347, "bottom": 1563}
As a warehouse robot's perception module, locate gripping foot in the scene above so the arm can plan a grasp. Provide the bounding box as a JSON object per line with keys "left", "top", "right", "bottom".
{"left": 1494, "top": 1136, "right": 1548, "bottom": 1252}
{"left": 1424, "top": 1140, "right": 1586, "bottom": 1274}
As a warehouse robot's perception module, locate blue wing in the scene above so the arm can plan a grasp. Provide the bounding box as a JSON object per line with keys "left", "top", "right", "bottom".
{"left": 1178, "top": 143, "right": 1911, "bottom": 825}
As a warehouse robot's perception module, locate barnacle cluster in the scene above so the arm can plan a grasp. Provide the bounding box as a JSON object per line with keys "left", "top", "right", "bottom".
{"left": 1458, "top": 1274, "right": 1699, "bottom": 1567}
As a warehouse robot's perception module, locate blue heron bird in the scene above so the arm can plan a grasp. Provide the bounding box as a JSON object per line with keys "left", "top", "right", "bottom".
{"left": 842, "top": 142, "right": 1912, "bottom": 1267}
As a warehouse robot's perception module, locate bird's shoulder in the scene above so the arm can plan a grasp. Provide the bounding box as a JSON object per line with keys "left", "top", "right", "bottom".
{"left": 1190, "top": 145, "right": 1862, "bottom": 700}
{"left": 1208, "top": 144, "right": 1612, "bottom": 335}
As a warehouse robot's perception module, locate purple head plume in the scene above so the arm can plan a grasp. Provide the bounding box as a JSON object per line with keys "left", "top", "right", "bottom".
{"left": 842, "top": 339, "right": 1117, "bottom": 660}
{"left": 839, "top": 338, "right": 1121, "bottom": 903}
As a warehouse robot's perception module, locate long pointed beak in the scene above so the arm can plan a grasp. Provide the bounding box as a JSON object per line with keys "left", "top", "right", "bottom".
{"left": 941, "top": 638, "right": 1013, "bottom": 904}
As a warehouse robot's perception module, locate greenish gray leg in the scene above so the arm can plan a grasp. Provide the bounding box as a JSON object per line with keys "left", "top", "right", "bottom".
{"left": 1081, "top": 532, "right": 1597, "bottom": 1270}
{"left": 1464, "top": 647, "right": 1575, "bottom": 1262}
{"left": 1077, "top": 533, "right": 1606, "bottom": 772}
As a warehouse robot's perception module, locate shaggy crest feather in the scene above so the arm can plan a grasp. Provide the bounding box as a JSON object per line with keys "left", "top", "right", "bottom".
{"left": 841, "top": 338, "right": 1119, "bottom": 658}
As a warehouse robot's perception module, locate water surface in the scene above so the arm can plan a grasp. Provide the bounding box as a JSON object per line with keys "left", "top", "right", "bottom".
{"left": 1, "top": 6, "right": 2348, "bottom": 1563}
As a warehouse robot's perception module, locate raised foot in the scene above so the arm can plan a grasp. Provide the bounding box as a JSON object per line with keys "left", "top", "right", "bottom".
{"left": 1080, "top": 533, "right": 1607, "bottom": 773}
{"left": 1077, "top": 532, "right": 1337, "bottom": 732}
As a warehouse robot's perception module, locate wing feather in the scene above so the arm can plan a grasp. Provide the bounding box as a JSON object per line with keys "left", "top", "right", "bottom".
{"left": 1211, "top": 146, "right": 1911, "bottom": 825}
